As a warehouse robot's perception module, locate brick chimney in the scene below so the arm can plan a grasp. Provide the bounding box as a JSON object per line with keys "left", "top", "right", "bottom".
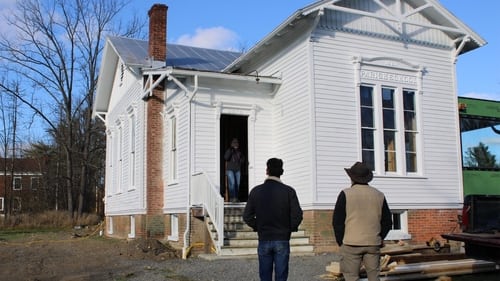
{"left": 148, "top": 4, "right": 168, "bottom": 62}
{"left": 144, "top": 3, "right": 168, "bottom": 238}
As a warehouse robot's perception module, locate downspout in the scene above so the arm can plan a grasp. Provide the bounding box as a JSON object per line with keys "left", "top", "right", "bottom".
{"left": 170, "top": 74, "right": 199, "bottom": 259}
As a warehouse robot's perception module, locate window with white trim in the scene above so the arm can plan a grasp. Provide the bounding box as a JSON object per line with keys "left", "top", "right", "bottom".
{"left": 13, "top": 177, "right": 22, "bottom": 190}
{"left": 385, "top": 210, "right": 411, "bottom": 240}
{"left": 129, "top": 113, "right": 136, "bottom": 190}
{"left": 0, "top": 197, "right": 4, "bottom": 211}
{"left": 106, "top": 131, "right": 113, "bottom": 197}
{"left": 168, "top": 214, "right": 179, "bottom": 241}
{"left": 360, "top": 85, "right": 419, "bottom": 174}
{"left": 128, "top": 215, "right": 136, "bottom": 238}
{"left": 169, "top": 116, "right": 177, "bottom": 181}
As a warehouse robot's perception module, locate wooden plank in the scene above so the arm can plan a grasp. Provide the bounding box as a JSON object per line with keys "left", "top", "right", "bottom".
{"left": 382, "top": 259, "right": 498, "bottom": 275}
{"left": 391, "top": 253, "right": 467, "bottom": 264}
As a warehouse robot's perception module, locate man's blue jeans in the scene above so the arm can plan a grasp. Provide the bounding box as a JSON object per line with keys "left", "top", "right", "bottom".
{"left": 258, "top": 240, "right": 290, "bottom": 281}
{"left": 226, "top": 169, "right": 240, "bottom": 200}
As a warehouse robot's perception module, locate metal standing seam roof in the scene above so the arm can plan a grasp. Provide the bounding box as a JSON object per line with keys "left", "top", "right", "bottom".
{"left": 108, "top": 36, "right": 241, "bottom": 72}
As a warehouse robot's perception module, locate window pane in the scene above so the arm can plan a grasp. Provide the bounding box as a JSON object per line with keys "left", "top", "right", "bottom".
{"left": 392, "top": 213, "right": 401, "bottom": 230}
{"left": 382, "top": 88, "right": 394, "bottom": 108}
{"left": 362, "top": 150, "right": 375, "bottom": 171}
{"left": 362, "top": 128, "right": 374, "bottom": 149}
{"left": 404, "top": 111, "right": 416, "bottom": 130}
{"left": 406, "top": 152, "right": 417, "bottom": 172}
{"left": 403, "top": 90, "right": 415, "bottom": 110}
{"left": 383, "top": 109, "right": 395, "bottom": 129}
{"left": 405, "top": 132, "right": 416, "bottom": 152}
{"left": 360, "top": 86, "right": 373, "bottom": 106}
{"left": 384, "top": 131, "right": 396, "bottom": 151}
{"left": 361, "top": 107, "right": 373, "bottom": 127}
{"left": 384, "top": 131, "right": 397, "bottom": 172}
{"left": 385, "top": 151, "right": 397, "bottom": 172}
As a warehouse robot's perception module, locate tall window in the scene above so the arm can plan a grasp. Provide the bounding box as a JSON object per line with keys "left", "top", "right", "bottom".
{"left": 403, "top": 90, "right": 417, "bottom": 172}
{"left": 360, "top": 85, "right": 419, "bottom": 174}
{"left": 360, "top": 86, "right": 375, "bottom": 170}
{"left": 0, "top": 197, "right": 4, "bottom": 211}
{"left": 382, "top": 87, "right": 397, "bottom": 172}
{"left": 118, "top": 125, "right": 123, "bottom": 192}
{"left": 129, "top": 113, "right": 136, "bottom": 189}
{"left": 169, "top": 116, "right": 177, "bottom": 181}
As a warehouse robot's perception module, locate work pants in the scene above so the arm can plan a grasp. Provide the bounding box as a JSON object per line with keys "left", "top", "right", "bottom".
{"left": 340, "top": 244, "right": 381, "bottom": 281}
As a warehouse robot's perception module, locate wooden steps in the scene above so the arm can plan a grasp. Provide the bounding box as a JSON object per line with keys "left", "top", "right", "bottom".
{"left": 207, "top": 205, "right": 314, "bottom": 256}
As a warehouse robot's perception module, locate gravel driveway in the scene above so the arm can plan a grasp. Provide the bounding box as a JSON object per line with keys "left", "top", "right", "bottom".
{"left": 127, "top": 253, "right": 341, "bottom": 281}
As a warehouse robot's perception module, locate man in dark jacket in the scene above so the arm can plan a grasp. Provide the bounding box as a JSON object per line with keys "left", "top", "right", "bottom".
{"left": 224, "top": 138, "right": 245, "bottom": 202}
{"left": 243, "top": 158, "right": 303, "bottom": 281}
{"left": 332, "top": 162, "right": 392, "bottom": 281}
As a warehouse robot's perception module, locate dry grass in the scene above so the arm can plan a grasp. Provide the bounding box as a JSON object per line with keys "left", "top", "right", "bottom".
{"left": 0, "top": 210, "right": 101, "bottom": 229}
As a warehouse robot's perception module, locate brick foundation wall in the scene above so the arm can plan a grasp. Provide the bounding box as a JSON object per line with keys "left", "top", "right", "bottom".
{"left": 105, "top": 209, "right": 460, "bottom": 254}
{"left": 408, "top": 209, "right": 460, "bottom": 245}
{"left": 303, "top": 208, "right": 461, "bottom": 253}
{"left": 302, "top": 210, "right": 338, "bottom": 253}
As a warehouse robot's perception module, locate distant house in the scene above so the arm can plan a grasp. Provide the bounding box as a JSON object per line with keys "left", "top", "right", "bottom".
{"left": 0, "top": 158, "right": 44, "bottom": 215}
{"left": 93, "top": 0, "right": 485, "bottom": 256}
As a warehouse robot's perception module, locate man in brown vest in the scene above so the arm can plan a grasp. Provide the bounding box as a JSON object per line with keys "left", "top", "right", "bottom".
{"left": 332, "top": 162, "right": 392, "bottom": 281}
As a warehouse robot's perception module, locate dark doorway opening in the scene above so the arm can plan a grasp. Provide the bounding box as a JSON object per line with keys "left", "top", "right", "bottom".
{"left": 220, "top": 115, "right": 248, "bottom": 202}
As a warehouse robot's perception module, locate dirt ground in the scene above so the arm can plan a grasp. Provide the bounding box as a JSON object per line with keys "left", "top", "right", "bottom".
{"left": 0, "top": 226, "right": 182, "bottom": 281}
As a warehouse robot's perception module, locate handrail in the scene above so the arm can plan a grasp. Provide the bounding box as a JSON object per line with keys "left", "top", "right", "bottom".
{"left": 191, "top": 171, "right": 224, "bottom": 254}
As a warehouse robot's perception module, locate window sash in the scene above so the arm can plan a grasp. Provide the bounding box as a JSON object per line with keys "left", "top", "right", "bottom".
{"left": 169, "top": 116, "right": 177, "bottom": 181}
{"left": 360, "top": 85, "right": 419, "bottom": 174}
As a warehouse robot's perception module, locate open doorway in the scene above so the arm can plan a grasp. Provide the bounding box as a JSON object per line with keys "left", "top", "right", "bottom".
{"left": 220, "top": 114, "right": 248, "bottom": 202}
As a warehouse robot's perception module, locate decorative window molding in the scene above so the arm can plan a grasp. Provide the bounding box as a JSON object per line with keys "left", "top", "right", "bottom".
{"left": 354, "top": 56, "right": 423, "bottom": 175}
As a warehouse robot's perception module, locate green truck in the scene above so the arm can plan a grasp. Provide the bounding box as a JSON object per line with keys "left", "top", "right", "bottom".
{"left": 442, "top": 97, "right": 500, "bottom": 260}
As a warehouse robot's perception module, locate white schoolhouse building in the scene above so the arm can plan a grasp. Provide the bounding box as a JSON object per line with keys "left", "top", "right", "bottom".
{"left": 93, "top": 0, "right": 485, "bottom": 257}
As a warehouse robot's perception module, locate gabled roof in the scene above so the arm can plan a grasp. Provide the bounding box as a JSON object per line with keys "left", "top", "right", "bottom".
{"left": 107, "top": 36, "right": 241, "bottom": 71}
{"left": 225, "top": 0, "right": 486, "bottom": 72}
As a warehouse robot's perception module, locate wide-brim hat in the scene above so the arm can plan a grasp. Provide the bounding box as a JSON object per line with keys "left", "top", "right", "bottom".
{"left": 345, "top": 162, "right": 373, "bottom": 184}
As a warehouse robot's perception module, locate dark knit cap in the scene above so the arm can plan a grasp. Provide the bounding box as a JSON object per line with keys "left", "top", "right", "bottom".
{"left": 267, "top": 158, "right": 284, "bottom": 177}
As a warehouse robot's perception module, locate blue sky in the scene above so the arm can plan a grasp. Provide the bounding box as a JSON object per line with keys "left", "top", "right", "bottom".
{"left": 0, "top": 0, "right": 497, "bottom": 101}
{"left": 0, "top": 0, "right": 498, "bottom": 145}
{"left": 129, "top": 0, "right": 500, "bottom": 102}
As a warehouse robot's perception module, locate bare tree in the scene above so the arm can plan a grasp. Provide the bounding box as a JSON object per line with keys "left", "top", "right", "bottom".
{"left": 0, "top": 81, "right": 22, "bottom": 219}
{"left": 0, "top": 0, "right": 142, "bottom": 217}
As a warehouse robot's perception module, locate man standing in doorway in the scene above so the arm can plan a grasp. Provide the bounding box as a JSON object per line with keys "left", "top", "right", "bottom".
{"left": 332, "top": 162, "right": 392, "bottom": 281}
{"left": 224, "top": 138, "right": 245, "bottom": 202}
{"left": 243, "top": 158, "right": 303, "bottom": 281}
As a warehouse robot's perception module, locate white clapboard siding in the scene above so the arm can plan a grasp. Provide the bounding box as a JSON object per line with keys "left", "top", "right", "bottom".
{"left": 310, "top": 25, "right": 461, "bottom": 208}
{"left": 105, "top": 75, "right": 147, "bottom": 215}
{"left": 258, "top": 39, "right": 316, "bottom": 204}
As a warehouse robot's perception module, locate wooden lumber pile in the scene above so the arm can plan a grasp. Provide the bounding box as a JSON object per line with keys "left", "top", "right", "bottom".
{"left": 323, "top": 242, "right": 500, "bottom": 281}
{"left": 324, "top": 257, "right": 499, "bottom": 280}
